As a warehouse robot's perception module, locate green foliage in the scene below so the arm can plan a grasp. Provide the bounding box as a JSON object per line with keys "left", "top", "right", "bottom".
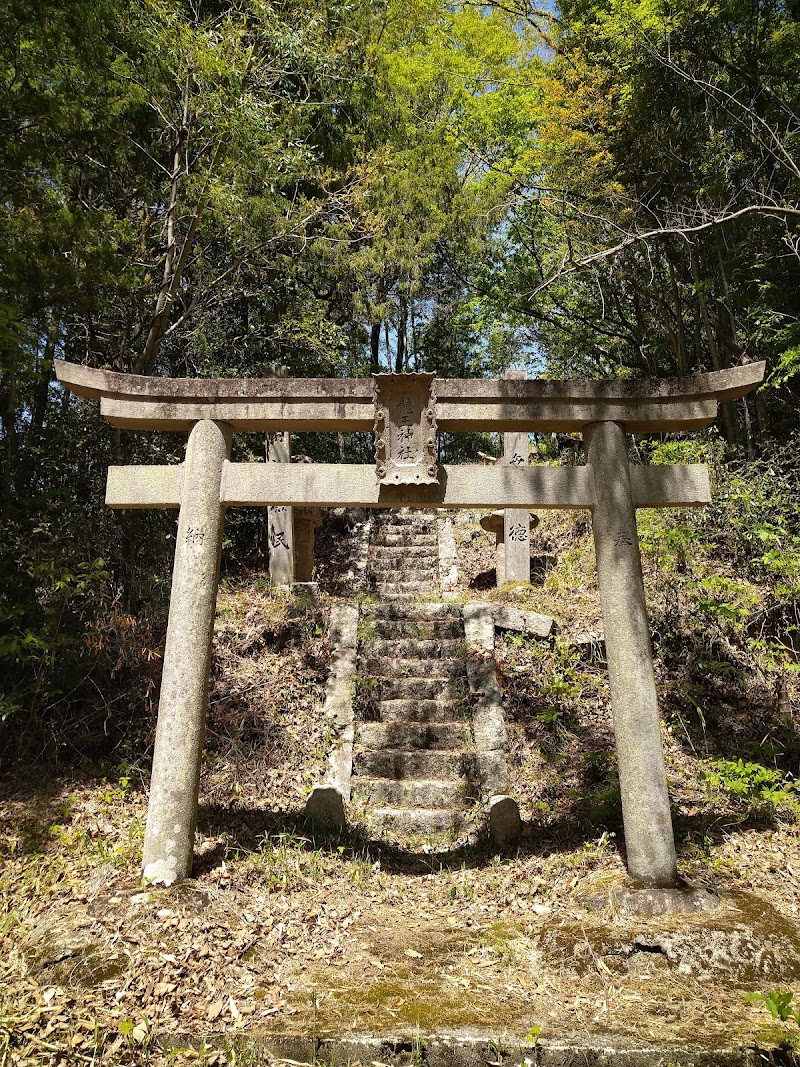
{"left": 0, "top": 0, "right": 541, "bottom": 765}
{"left": 250, "top": 831, "right": 325, "bottom": 892}
{"left": 2, "top": 0, "right": 800, "bottom": 768}
{"left": 700, "top": 758, "right": 800, "bottom": 814}
{"left": 501, "top": 634, "right": 594, "bottom": 732}
{"left": 637, "top": 436, "right": 800, "bottom": 670}
{"left": 480, "top": 0, "right": 800, "bottom": 428}
{"left": 352, "top": 674, "right": 379, "bottom": 721}
{"left": 745, "top": 989, "right": 800, "bottom": 1027}
{"left": 535, "top": 641, "right": 586, "bottom": 728}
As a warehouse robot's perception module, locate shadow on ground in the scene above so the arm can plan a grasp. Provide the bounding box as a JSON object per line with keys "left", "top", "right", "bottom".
{"left": 192, "top": 794, "right": 785, "bottom": 880}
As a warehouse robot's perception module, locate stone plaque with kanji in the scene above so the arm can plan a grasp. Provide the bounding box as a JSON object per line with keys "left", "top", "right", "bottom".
{"left": 373, "top": 373, "right": 439, "bottom": 486}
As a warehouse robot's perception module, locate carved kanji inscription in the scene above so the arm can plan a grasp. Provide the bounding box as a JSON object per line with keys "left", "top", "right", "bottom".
{"left": 373, "top": 373, "right": 439, "bottom": 486}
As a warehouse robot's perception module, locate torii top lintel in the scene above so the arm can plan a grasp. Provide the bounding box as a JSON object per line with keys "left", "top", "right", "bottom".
{"left": 55, "top": 361, "right": 765, "bottom": 435}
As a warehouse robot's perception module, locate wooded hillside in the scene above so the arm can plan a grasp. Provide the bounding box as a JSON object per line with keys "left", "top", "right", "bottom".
{"left": 1, "top": 0, "right": 799, "bottom": 760}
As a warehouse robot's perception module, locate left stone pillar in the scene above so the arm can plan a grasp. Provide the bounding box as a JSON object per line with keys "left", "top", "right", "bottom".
{"left": 142, "top": 419, "right": 231, "bottom": 884}
{"left": 267, "top": 433, "right": 293, "bottom": 589}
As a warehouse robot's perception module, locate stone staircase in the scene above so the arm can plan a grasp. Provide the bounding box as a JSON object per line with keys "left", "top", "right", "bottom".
{"left": 350, "top": 512, "right": 480, "bottom": 838}
{"left": 366, "top": 511, "right": 439, "bottom": 601}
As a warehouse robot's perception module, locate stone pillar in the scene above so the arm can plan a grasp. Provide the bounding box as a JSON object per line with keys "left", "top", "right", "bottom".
{"left": 503, "top": 369, "right": 530, "bottom": 584}
{"left": 585, "top": 421, "right": 679, "bottom": 887}
{"left": 142, "top": 419, "right": 231, "bottom": 884}
{"left": 293, "top": 508, "right": 322, "bottom": 583}
{"left": 480, "top": 509, "right": 539, "bottom": 588}
{"left": 267, "top": 433, "right": 293, "bottom": 589}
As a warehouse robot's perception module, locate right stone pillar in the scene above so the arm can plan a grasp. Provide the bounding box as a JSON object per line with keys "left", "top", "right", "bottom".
{"left": 585, "top": 420, "right": 679, "bottom": 887}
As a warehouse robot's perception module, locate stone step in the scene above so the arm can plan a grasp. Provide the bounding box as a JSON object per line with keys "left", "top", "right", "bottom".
{"left": 353, "top": 748, "right": 477, "bottom": 780}
{"left": 352, "top": 776, "right": 478, "bottom": 809}
{"left": 360, "top": 638, "right": 462, "bottom": 658}
{"left": 360, "top": 656, "right": 464, "bottom": 679}
{"left": 369, "top": 546, "right": 439, "bottom": 561}
{"left": 374, "top": 514, "right": 434, "bottom": 528}
{"left": 370, "top": 577, "right": 439, "bottom": 591}
{"left": 372, "top": 532, "right": 437, "bottom": 547}
{"left": 369, "top": 618, "right": 463, "bottom": 639}
{"left": 359, "top": 721, "right": 467, "bottom": 750}
{"left": 375, "top": 698, "right": 470, "bottom": 722}
{"left": 375, "top": 591, "right": 435, "bottom": 603}
{"left": 373, "top": 577, "right": 437, "bottom": 591}
{"left": 376, "top": 677, "right": 468, "bottom": 701}
{"left": 367, "top": 807, "right": 469, "bottom": 835}
{"left": 388, "top": 574, "right": 439, "bottom": 586}
{"left": 368, "top": 558, "right": 438, "bottom": 575}
{"left": 369, "top": 546, "right": 439, "bottom": 554}
{"left": 363, "top": 603, "right": 460, "bottom": 621}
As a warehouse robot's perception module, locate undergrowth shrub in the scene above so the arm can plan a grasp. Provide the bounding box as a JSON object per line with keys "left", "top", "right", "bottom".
{"left": 0, "top": 518, "right": 165, "bottom": 761}
{"left": 700, "top": 758, "right": 800, "bottom": 817}
{"left": 498, "top": 634, "right": 596, "bottom": 733}
{"left": 638, "top": 435, "right": 800, "bottom": 671}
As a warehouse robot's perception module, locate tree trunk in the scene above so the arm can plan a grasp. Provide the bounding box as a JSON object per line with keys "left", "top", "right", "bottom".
{"left": 690, "top": 249, "right": 737, "bottom": 445}
{"left": 18, "top": 327, "right": 58, "bottom": 494}
{"left": 0, "top": 363, "right": 18, "bottom": 499}
{"left": 410, "top": 302, "right": 418, "bottom": 370}
{"left": 137, "top": 97, "right": 188, "bottom": 375}
{"left": 715, "top": 242, "right": 759, "bottom": 452}
{"left": 134, "top": 74, "right": 226, "bottom": 378}
{"left": 666, "top": 254, "right": 688, "bottom": 376}
{"left": 394, "top": 296, "right": 407, "bottom": 373}
{"left": 31, "top": 326, "right": 57, "bottom": 439}
{"left": 755, "top": 391, "right": 769, "bottom": 437}
{"left": 370, "top": 321, "right": 381, "bottom": 374}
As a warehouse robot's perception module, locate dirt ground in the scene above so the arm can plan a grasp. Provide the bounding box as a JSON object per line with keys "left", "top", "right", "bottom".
{"left": 2, "top": 763, "right": 800, "bottom": 1065}
{"left": 1, "top": 508, "right": 800, "bottom": 1065}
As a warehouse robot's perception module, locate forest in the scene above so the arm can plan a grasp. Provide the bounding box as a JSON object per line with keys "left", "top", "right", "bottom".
{"left": 2, "top": 0, "right": 800, "bottom": 756}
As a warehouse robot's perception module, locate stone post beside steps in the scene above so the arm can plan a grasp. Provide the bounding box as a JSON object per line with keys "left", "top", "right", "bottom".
{"left": 480, "top": 510, "right": 539, "bottom": 587}
{"left": 267, "top": 433, "right": 293, "bottom": 589}
{"left": 503, "top": 369, "right": 531, "bottom": 584}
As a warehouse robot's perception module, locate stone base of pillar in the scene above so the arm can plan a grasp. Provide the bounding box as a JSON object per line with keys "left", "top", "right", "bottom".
{"left": 585, "top": 882, "right": 721, "bottom": 918}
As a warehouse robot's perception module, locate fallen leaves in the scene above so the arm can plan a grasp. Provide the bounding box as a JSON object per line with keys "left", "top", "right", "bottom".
{"left": 2, "top": 563, "right": 800, "bottom": 1063}
{"left": 227, "top": 996, "right": 242, "bottom": 1025}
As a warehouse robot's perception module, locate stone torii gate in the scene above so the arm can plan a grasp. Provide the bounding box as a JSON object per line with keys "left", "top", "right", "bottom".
{"left": 55, "top": 359, "right": 764, "bottom": 888}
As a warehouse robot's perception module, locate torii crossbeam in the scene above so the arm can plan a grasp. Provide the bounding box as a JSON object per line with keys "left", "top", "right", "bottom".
{"left": 56, "top": 360, "right": 764, "bottom": 888}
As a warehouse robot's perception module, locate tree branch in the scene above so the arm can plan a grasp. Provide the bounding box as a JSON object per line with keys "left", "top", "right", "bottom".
{"left": 527, "top": 204, "right": 800, "bottom": 296}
